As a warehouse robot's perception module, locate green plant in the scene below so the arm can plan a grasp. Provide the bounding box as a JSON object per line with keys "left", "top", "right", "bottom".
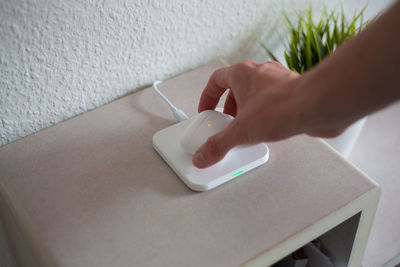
{"left": 252, "top": 4, "right": 372, "bottom": 73}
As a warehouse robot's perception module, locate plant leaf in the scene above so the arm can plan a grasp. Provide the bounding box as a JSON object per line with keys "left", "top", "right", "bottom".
{"left": 250, "top": 31, "right": 279, "bottom": 61}
{"left": 305, "top": 22, "right": 312, "bottom": 70}
{"left": 253, "top": 2, "right": 372, "bottom": 72}
{"left": 284, "top": 50, "right": 295, "bottom": 71}
{"left": 312, "top": 29, "right": 323, "bottom": 61}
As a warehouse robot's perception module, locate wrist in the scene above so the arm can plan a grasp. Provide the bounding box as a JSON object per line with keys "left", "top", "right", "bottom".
{"left": 291, "top": 71, "right": 342, "bottom": 137}
{"left": 293, "top": 68, "right": 359, "bottom": 138}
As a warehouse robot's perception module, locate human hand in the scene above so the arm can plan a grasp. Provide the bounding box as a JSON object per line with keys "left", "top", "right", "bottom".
{"left": 192, "top": 60, "right": 301, "bottom": 168}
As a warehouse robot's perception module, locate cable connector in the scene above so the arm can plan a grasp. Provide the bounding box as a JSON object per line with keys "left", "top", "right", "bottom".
{"left": 152, "top": 81, "right": 188, "bottom": 122}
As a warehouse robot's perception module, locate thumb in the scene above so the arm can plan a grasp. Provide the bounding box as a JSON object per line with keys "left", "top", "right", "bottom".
{"left": 192, "top": 122, "right": 242, "bottom": 168}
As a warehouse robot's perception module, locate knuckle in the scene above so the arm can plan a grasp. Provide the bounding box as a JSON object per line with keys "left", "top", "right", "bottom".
{"left": 242, "top": 60, "right": 256, "bottom": 67}
{"left": 212, "top": 66, "right": 228, "bottom": 79}
{"left": 238, "top": 60, "right": 257, "bottom": 70}
{"left": 253, "top": 65, "right": 266, "bottom": 76}
{"left": 259, "top": 60, "right": 283, "bottom": 71}
{"left": 232, "top": 61, "right": 257, "bottom": 82}
{"left": 266, "top": 60, "right": 283, "bottom": 66}
{"left": 211, "top": 69, "right": 222, "bottom": 80}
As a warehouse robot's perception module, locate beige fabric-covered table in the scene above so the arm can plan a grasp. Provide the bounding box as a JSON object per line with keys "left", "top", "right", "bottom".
{"left": 0, "top": 61, "right": 380, "bottom": 267}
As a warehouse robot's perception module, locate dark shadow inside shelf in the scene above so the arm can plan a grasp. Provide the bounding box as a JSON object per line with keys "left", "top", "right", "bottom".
{"left": 273, "top": 212, "right": 361, "bottom": 267}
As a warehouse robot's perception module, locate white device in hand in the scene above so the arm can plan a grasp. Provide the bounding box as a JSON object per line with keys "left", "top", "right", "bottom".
{"left": 180, "top": 110, "right": 233, "bottom": 155}
{"left": 153, "top": 110, "right": 269, "bottom": 191}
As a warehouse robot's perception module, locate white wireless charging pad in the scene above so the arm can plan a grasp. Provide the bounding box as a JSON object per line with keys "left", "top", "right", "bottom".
{"left": 153, "top": 118, "right": 269, "bottom": 191}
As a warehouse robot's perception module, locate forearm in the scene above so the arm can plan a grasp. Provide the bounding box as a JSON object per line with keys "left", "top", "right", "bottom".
{"left": 193, "top": 2, "right": 400, "bottom": 168}
{"left": 295, "top": 1, "right": 400, "bottom": 134}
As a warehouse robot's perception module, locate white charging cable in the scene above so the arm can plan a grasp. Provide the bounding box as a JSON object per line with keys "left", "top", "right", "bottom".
{"left": 152, "top": 80, "right": 189, "bottom": 122}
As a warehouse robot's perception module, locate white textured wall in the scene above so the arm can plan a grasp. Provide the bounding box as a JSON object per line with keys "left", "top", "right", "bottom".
{"left": 0, "top": 0, "right": 393, "bottom": 146}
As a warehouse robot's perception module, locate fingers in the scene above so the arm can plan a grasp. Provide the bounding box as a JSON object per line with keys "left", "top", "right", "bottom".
{"left": 192, "top": 121, "right": 243, "bottom": 168}
{"left": 198, "top": 67, "right": 231, "bottom": 113}
{"left": 223, "top": 90, "right": 237, "bottom": 117}
{"left": 198, "top": 60, "right": 262, "bottom": 113}
{"left": 306, "top": 128, "right": 346, "bottom": 138}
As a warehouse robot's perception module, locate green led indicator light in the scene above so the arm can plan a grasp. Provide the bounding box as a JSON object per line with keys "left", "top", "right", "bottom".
{"left": 232, "top": 170, "right": 243, "bottom": 177}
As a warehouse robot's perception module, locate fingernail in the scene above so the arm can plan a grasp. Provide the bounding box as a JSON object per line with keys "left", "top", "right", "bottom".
{"left": 193, "top": 152, "right": 206, "bottom": 167}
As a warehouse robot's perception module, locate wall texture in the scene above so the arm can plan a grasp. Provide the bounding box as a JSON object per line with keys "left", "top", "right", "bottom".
{"left": 0, "top": 0, "right": 394, "bottom": 146}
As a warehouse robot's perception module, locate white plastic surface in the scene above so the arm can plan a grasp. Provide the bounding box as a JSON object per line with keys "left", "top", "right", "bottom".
{"left": 153, "top": 116, "right": 269, "bottom": 191}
